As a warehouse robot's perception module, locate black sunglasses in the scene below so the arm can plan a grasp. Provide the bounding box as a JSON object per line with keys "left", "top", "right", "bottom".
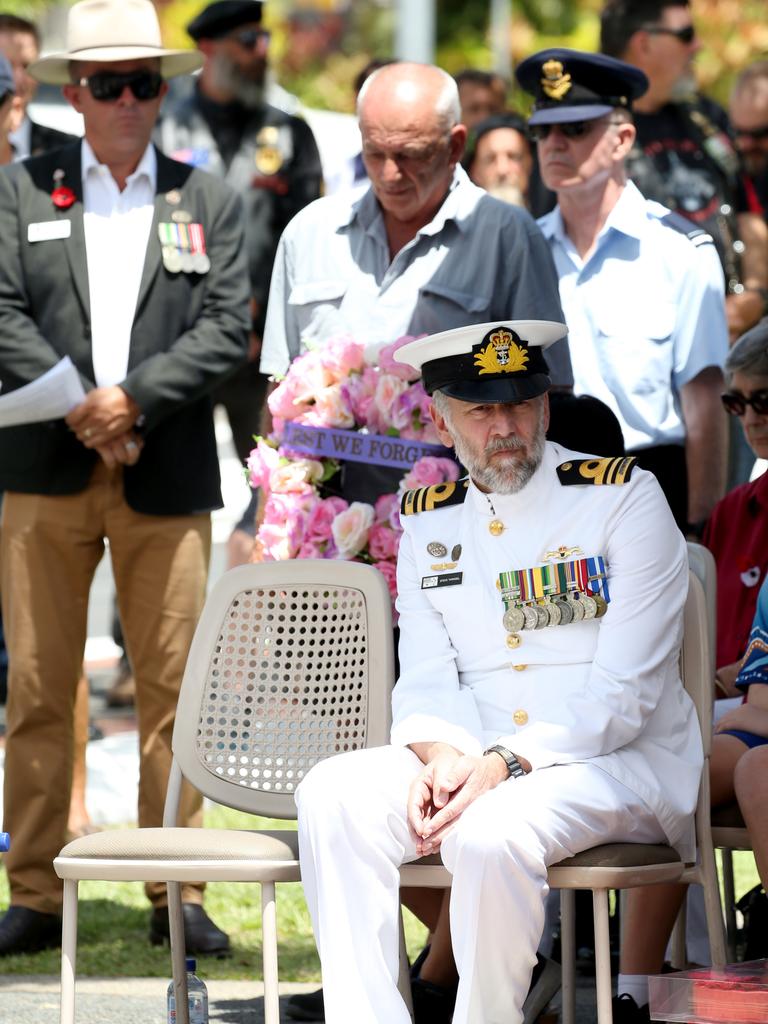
{"left": 78, "top": 70, "right": 164, "bottom": 102}
{"left": 529, "top": 119, "right": 606, "bottom": 142}
{"left": 231, "top": 28, "right": 270, "bottom": 49}
{"left": 643, "top": 24, "right": 696, "bottom": 44}
{"left": 721, "top": 389, "right": 768, "bottom": 417}
{"left": 733, "top": 124, "right": 768, "bottom": 141}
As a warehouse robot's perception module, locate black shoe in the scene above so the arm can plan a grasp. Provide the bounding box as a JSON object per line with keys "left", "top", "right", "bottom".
{"left": 411, "top": 975, "right": 456, "bottom": 1024}
{"left": 612, "top": 993, "right": 651, "bottom": 1023}
{"left": 149, "top": 903, "right": 230, "bottom": 956}
{"left": 523, "top": 954, "right": 562, "bottom": 1023}
{"left": 286, "top": 988, "right": 324, "bottom": 1021}
{"left": 0, "top": 906, "right": 61, "bottom": 956}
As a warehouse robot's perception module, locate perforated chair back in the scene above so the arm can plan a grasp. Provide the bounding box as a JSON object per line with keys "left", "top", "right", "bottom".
{"left": 169, "top": 560, "right": 394, "bottom": 820}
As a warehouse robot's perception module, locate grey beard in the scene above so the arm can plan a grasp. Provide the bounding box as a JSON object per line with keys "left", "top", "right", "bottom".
{"left": 670, "top": 72, "right": 698, "bottom": 103}
{"left": 452, "top": 430, "right": 545, "bottom": 495}
{"left": 211, "top": 53, "right": 265, "bottom": 109}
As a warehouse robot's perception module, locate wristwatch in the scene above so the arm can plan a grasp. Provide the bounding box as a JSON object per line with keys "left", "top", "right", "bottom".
{"left": 484, "top": 744, "right": 526, "bottom": 780}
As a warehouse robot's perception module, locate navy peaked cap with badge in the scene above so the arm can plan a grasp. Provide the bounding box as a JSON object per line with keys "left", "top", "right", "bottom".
{"left": 187, "top": 0, "right": 263, "bottom": 41}
{"left": 515, "top": 48, "right": 648, "bottom": 125}
{"left": 394, "top": 320, "right": 567, "bottom": 404}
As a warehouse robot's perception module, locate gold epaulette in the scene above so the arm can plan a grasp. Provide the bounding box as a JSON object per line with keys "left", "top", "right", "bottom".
{"left": 556, "top": 457, "right": 636, "bottom": 486}
{"left": 400, "top": 479, "right": 469, "bottom": 517}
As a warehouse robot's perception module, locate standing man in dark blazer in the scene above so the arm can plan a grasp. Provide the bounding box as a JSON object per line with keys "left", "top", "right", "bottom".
{"left": 0, "top": 0, "right": 250, "bottom": 955}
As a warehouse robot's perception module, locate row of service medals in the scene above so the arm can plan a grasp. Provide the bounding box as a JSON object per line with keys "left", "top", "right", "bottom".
{"left": 498, "top": 556, "right": 610, "bottom": 644}
{"left": 158, "top": 221, "right": 211, "bottom": 275}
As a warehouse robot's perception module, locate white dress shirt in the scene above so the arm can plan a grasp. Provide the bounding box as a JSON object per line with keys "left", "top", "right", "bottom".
{"left": 81, "top": 139, "right": 156, "bottom": 387}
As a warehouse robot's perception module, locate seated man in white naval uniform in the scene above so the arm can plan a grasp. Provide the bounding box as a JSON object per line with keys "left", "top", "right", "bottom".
{"left": 295, "top": 320, "right": 703, "bottom": 1024}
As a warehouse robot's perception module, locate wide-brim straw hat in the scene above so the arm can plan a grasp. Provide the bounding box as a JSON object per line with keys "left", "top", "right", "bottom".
{"left": 30, "top": 0, "right": 202, "bottom": 86}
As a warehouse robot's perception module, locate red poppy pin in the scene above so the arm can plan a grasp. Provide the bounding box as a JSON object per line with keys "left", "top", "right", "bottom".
{"left": 51, "top": 168, "right": 75, "bottom": 210}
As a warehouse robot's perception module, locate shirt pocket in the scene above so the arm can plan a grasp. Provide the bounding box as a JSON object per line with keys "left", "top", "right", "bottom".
{"left": 593, "top": 301, "right": 676, "bottom": 395}
{"left": 288, "top": 280, "right": 349, "bottom": 345}
{"left": 417, "top": 282, "right": 491, "bottom": 334}
{"left": 426, "top": 583, "right": 488, "bottom": 662}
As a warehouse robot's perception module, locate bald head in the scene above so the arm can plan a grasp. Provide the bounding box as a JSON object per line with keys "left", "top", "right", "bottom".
{"left": 357, "top": 62, "right": 461, "bottom": 133}
{"left": 357, "top": 63, "right": 466, "bottom": 237}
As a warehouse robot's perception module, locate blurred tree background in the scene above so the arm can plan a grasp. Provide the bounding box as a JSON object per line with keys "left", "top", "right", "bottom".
{"left": 7, "top": 0, "right": 768, "bottom": 111}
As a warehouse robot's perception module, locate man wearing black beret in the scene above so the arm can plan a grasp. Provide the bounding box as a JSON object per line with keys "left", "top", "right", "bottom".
{"left": 157, "top": 0, "right": 323, "bottom": 563}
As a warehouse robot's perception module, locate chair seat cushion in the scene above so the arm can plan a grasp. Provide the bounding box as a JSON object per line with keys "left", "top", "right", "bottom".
{"left": 711, "top": 803, "right": 745, "bottom": 829}
{"left": 552, "top": 843, "right": 680, "bottom": 869}
{"left": 58, "top": 828, "right": 300, "bottom": 862}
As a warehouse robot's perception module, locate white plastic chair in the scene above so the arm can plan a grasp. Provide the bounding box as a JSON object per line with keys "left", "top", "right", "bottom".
{"left": 399, "top": 561, "right": 726, "bottom": 1024}
{"left": 54, "top": 560, "right": 394, "bottom": 1024}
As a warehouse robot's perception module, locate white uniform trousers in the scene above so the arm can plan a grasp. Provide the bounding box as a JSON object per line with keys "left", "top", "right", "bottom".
{"left": 296, "top": 745, "right": 667, "bottom": 1024}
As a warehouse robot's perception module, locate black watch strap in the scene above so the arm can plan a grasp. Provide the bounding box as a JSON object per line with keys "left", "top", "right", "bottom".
{"left": 484, "top": 744, "right": 526, "bottom": 779}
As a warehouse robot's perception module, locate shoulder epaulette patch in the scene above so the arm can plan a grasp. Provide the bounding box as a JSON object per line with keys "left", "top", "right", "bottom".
{"left": 557, "top": 457, "right": 636, "bottom": 486}
{"left": 400, "top": 479, "right": 469, "bottom": 516}
{"left": 660, "top": 211, "right": 715, "bottom": 248}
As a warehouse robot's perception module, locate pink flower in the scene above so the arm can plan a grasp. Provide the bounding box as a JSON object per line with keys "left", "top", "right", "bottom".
{"left": 331, "top": 501, "right": 375, "bottom": 558}
{"left": 368, "top": 523, "right": 401, "bottom": 561}
{"left": 312, "top": 383, "right": 355, "bottom": 428}
{"left": 246, "top": 439, "right": 281, "bottom": 491}
{"left": 374, "top": 493, "right": 399, "bottom": 524}
{"left": 341, "top": 366, "right": 379, "bottom": 429}
{"left": 375, "top": 373, "right": 411, "bottom": 430}
{"left": 268, "top": 374, "right": 314, "bottom": 423}
{"left": 297, "top": 540, "right": 325, "bottom": 559}
{"left": 390, "top": 383, "right": 424, "bottom": 433}
{"left": 269, "top": 459, "right": 323, "bottom": 495}
{"left": 377, "top": 335, "right": 423, "bottom": 382}
{"left": 320, "top": 336, "right": 365, "bottom": 380}
{"left": 305, "top": 496, "right": 349, "bottom": 546}
{"left": 401, "top": 456, "right": 459, "bottom": 491}
{"left": 373, "top": 559, "right": 398, "bottom": 602}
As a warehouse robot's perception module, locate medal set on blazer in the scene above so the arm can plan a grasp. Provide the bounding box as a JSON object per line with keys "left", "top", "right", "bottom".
{"left": 401, "top": 454, "right": 636, "bottom": 650}
{"left": 159, "top": 189, "right": 210, "bottom": 275}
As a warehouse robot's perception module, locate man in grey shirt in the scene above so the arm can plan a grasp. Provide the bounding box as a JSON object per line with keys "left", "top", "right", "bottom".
{"left": 260, "top": 62, "right": 570, "bottom": 387}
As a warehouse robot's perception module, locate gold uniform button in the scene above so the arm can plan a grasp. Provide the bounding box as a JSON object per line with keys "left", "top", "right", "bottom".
{"left": 505, "top": 633, "right": 522, "bottom": 649}
{"left": 513, "top": 709, "right": 529, "bottom": 726}
{"left": 512, "top": 664, "right": 528, "bottom": 672}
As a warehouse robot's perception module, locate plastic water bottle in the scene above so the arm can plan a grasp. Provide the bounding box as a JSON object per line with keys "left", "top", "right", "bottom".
{"left": 167, "top": 957, "right": 208, "bottom": 1024}
{"left": 0, "top": 834, "right": 9, "bottom": 852}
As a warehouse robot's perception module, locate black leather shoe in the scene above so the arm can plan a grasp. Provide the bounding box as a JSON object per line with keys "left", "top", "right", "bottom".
{"left": 0, "top": 906, "right": 61, "bottom": 956}
{"left": 286, "top": 988, "right": 324, "bottom": 1021}
{"left": 149, "top": 903, "right": 230, "bottom": 956}
{"left": 612, "top": 993, "right": 651, "bottom": 1023}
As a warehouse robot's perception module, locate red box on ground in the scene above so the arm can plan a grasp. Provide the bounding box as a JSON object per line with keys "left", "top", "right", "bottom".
{"left": 649, "top": 960, "right": 768, "bottom": 1023}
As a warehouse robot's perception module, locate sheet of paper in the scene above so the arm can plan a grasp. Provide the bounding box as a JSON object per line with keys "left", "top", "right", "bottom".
{"left": 0, "top": 357, "right": 86, "bottom": 427}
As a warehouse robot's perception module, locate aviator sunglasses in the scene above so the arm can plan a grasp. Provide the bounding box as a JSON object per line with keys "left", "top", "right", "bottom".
{"left": 720, "top": 389, "right": 768, "bottom": 417}
{"left": 78, "top": 69, "right": 164, "bottom": 102}
{"left": 529, "top": 119, "right": 606, "bottom": 142}
{"left": 642, "top": 24, "right": 696, "bottom": 44}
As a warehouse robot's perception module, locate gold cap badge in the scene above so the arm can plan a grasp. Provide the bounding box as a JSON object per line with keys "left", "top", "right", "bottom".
{"left": 541, "top": 59, "right": 572, "bottom": 100}
{"left": 474, "top": 328, "right": 530, "bottom": 376}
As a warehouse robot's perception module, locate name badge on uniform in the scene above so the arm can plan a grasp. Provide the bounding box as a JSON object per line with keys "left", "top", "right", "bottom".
{"left": 28, "top": 220, "right": 71, "bottom": 243}
{"left": 422, "top": 572, "right": 463, "bottom": 590}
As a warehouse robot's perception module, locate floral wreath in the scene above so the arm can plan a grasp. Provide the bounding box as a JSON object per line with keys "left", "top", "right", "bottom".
{"left": 247, "top": 335, "right": 459, "bottom": 614}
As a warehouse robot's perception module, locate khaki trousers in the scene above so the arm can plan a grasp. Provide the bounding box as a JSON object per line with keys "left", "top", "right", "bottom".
{"left": 1, "top": 463, "right": 211, "bottom": 913}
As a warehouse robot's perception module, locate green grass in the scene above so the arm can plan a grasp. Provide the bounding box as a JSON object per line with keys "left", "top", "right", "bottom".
{"left": 0, "top": 810, "right": 760, "bottom": 979}
{"left": 0, "top": 806, "right": 428, "bottom": 979}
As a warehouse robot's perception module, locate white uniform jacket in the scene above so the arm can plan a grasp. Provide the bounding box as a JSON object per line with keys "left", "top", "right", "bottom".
{"left": 392, "top": 442, "right": 703, "bottom": 856}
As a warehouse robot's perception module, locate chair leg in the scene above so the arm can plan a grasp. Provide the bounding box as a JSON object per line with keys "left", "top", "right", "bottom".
{"left": 60, "top": 879, "right": 78, "bottom": 1024}
{"left": 699, "top": 845, "right": 727, "bottom": 967}
{"left": 262, "top": 881, "right": 280, "bottom": 1024}
{"left": 397, "top": 909, "right": 414, "bottom": 1022}
{"left": 559, "top": 889, "right": 576, "bottom": 1024}
{"left": 721, "top": 850, "right": 738, "bottom": 962}
{"left": 168, "top": 881, "right": 189, "bottom": 1024}
{"left": 592, "top": 889, "right": 613, "bottom": 1024}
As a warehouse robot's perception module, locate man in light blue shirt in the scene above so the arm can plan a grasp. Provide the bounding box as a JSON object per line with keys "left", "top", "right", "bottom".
{"left": 260, "top": 62, "right": 570, "bottom": 389}
{"left": 517, "top": 48, "right": 728, "bottom": 532}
